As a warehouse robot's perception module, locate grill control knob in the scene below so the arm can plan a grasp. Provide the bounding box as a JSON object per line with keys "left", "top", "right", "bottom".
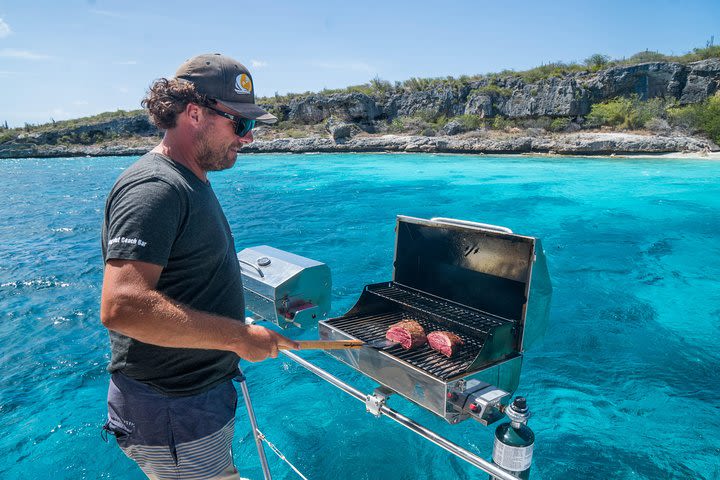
{"left": 469, "top": 403, "right": 480, "bottom": 413}
{"left": 447, "top": 392, "right": 458, "bottom": 401}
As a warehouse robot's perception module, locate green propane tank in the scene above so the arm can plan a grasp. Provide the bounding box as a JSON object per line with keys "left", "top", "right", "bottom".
{"left": 490, "top": 397, "right": 535, "bottom": 480}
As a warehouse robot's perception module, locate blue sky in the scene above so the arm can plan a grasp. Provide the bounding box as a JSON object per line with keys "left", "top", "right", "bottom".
{"left": 1, "top": 0, "right": 718, "bottom": 127}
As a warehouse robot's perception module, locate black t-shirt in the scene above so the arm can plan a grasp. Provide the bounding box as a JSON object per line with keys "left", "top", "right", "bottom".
{"left": 101, "top": 152, "right": 244, "bottom": 396}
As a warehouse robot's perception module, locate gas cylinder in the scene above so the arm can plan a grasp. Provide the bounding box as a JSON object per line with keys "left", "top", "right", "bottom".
{"left": 490, "top": 397, "right": 535, "bottom": 480}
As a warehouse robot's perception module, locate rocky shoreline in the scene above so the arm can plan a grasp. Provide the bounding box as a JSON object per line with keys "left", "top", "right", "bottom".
{"left": 242, "top": 131, "right": 717, "bottom": 155}
{"left": 1, "top": 131, "right": 716, "bottom": 159}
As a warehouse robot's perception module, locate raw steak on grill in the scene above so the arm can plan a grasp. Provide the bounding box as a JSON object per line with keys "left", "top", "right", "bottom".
{"left": 385, "top": 320, "right": 427, "bottom": 350}
{"left": 427, "top": 331, "right": 464, "bottom": 358}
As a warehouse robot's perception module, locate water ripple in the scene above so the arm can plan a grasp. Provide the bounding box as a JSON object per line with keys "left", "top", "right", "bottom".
{"left": 1, "top": 154, "right": 719, "bottom": 479}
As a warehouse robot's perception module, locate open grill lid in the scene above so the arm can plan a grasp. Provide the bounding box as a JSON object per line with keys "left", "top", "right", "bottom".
{"left": 392, "top": 216, "right": 535, "bottom": 324}
{"left": 321, "top": 216, "right": 547, "bottom": 380}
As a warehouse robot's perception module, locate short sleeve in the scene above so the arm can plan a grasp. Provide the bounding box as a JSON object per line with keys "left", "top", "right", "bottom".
{"left": 104, "top": 179, "right": 185, "bottom": 267}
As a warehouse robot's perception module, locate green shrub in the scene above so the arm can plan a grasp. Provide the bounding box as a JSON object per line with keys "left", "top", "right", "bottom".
{"left": 587, "top": 98, "right": 632, "bottom": 127}
{"left": 267, "top": 106, "right": 285, "bottom": 122}
{"left": 433, "top": 115, "right": 450, "bottom": 128}
{"left": 550, "top": 118, "right": 571, "bottom": 132}
{"left": 584, "top": 54, "right": 611, "bottom": 70}
{"left": 697, "top": 94, "right": 720, "bottom": 143}
{"left": 474, "top": 84, "right": 513, "bottom": 97}
{"left": 455, "top": 114, "right": 483, "bottom": 130}
{"left": 515, "top": 62, "right": 586, "bottom": 83}
{"left": 414, "top": 109, "right": 446, "bottom": 125}
{"left": 403, "top": 77, "right": 435, "bottom": 92}
{"left": 667, "top": 104, "right": 700, "bottom": 130}
{"left": 668, "top": 93, "right": 720, "bottom": 143}
{"left": 627, "top": 50, "right": 669, "bottom": 63}
{"left": 346, "top": 84, "right": 376, "bottom": 96}
{"left": 369, "top": 76, "right": 393, "bottom": 95}
{"left": 0, "top": 131, "right": 13, "bottom": 143}
{"left": 388, "top": 117, "right": 405, "bottom": 132}
{"left": 492, "top": 117, "right": 516, "bottom": 130}
{"left": 679, "top": 45, "right": 720, "bottom": 62}
{"left": 587, "top": 96, "right": 668, "bottom": 130}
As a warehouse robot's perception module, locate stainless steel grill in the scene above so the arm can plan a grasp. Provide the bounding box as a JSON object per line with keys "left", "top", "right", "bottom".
{"left": 238, "top": 216, "right": 551, "bottom": 480}
{"left": 319, "top": 216, "right": 552, "bottom": 425}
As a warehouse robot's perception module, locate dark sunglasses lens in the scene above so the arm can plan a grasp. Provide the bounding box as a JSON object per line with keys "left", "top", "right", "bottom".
{"left": 235, "top": 119, "right": 256, "bottom": 137}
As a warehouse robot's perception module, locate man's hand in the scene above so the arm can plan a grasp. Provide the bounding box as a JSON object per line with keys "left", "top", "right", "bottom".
{"left": 231, "top": 324, "right": 300, "bottom": 362}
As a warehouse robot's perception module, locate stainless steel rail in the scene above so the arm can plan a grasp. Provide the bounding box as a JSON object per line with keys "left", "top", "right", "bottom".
{"left": 238, "top": 379, "right": 273, "bottom": 480}
{"left": 281, "top": 350, "right": 521, "bottom": 480}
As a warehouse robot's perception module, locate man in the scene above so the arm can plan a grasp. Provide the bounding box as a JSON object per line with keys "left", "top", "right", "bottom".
{"left": 100, "top": 53, "right": 298, "bottom": 480}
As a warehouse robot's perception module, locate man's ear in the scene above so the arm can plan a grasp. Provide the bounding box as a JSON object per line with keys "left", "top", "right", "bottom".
{"left": 184, "top": 103, "right": 204, "bottom": 126}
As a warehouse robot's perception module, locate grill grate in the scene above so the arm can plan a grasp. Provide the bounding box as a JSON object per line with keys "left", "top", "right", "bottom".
{"left": 325, "top": 283, "right": 513, "bottom": 380}
{"left": 367, "top": 284, "right": 510, "bottom": 335}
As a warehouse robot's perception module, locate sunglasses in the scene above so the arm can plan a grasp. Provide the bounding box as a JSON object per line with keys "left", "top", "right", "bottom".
{"left": 205, "top": 105, "right": 256, "bottom": 137}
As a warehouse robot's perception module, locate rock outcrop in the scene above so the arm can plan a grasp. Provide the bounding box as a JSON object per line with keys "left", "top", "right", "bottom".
{"left": 8, "top": 115, "right": 158, "bottom": 147}
{"left": 277, "top": 58, "right": 720, "bottom": 122}
{"left": 288, "top": 93, "right": 380, "bottom": 124}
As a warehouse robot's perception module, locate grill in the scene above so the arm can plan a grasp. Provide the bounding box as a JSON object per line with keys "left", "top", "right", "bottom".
{"left": 238, "top": 216, "right": 552, "bottom": 479}
{"left": 325, "top": 282, "right": 515, "bottom": 380}
{"left": 319, "top": 216, "right": 552, "bottom": 424}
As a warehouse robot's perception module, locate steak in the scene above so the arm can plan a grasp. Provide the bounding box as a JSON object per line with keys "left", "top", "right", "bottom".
{"left": 427, "top": 331, "right": 464, "bottom": 358}
{"left": 386, "top": 320, "right": 427, "bottom": 350}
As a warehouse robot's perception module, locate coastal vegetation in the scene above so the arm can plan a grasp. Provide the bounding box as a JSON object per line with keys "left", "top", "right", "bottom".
{"left": 1, "top": 44, "right": 719, "bottom": 156}
{"left": 585, "top": 93, "right": 720, "bottom": 143}
{"left": 261, "top": 45, "right": 720, "bottom": 105}
{"left": 667, "top": 94, "right": 720, "bottom": 143}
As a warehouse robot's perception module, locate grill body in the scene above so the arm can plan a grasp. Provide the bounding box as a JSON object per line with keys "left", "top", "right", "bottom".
{"left": 239, "top": 245, "right": 331, "bottom": 329}
{"left": 318, "top": 216, "right": 551, "bottom": 424}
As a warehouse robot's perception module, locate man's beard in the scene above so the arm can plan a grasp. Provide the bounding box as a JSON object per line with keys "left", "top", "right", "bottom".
{"left": 195, "top": 127, "right": 238, "bottom": 172}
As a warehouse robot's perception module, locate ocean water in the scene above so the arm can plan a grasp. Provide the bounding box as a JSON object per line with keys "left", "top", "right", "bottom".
{"left": 0, "top": 153, "right": 718, "bottom": 480}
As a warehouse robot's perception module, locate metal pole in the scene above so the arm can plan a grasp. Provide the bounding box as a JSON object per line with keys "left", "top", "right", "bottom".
{"left": 238, "top": 378, "right": 273, "bottom": 480}
{"left": 281, "top": 351, "right": 520, "bottom": 480}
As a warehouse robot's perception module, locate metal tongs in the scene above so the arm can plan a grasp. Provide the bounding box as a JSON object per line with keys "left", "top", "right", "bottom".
{"left": 364, "top": 338, "right": 400, "bottom": 350}
{"left": 280, "top": 339, "right": 400, "bottom": 351}
{"left": 280, "top": 340, "right": 365, "bottom": 351}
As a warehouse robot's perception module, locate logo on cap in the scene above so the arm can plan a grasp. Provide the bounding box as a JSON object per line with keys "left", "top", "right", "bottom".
{"left": 234, "top": 74, "right": 252, "bottom": 95}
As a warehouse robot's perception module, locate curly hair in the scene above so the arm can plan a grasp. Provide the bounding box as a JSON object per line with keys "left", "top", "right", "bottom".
{"left": 141, "top": 78, "right": 214, "bottom": 129}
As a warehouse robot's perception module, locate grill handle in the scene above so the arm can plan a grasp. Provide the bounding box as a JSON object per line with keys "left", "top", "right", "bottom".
{"left": 430, "top": 217, "right": 513, "bottom": 234}
{"left": 239, "top": 259, "right": 265, "bottom": 278}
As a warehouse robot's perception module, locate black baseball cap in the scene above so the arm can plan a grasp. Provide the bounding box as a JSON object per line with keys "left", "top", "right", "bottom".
{"left": 175, "top": 53, "right": 277, "bottom": 124}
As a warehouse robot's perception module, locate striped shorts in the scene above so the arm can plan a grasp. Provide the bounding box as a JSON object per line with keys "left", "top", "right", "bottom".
{"left": 104, "top": 373, "right": 240, "bottom": 480}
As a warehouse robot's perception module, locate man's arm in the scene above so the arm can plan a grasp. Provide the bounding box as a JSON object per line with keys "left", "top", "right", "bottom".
{"left": 100, "top": 258, "right": 299, "bottom": 362}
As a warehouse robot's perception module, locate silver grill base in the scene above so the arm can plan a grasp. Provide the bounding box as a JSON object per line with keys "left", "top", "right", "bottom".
{"left": 319, "top": 319, "right": 521, "bottom": 423}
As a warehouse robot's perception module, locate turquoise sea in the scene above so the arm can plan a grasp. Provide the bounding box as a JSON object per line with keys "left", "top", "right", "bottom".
{"left": 1, "top": 153, "right": 719, "bottom": 480}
